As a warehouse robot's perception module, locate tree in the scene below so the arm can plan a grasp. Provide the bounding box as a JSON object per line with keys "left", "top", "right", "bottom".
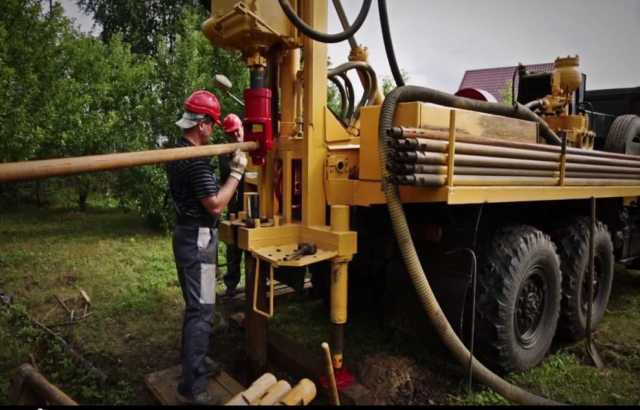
{"left": 381, "top": 69, "right": 409, "bottom": 96}
{"left": 500, "top": 79, "right": 514, "bottom": 104}
{"left": 76, "top": 0, "right": 209, "bottom": 55}
{"left": 113, "top": 7, "right": 248, "bottom": 230}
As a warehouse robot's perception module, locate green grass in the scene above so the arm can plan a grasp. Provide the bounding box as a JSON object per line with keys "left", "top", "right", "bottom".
{"left": 272, "top": 268, "right": 640, "bottom": 405}
{"left": 0, "top": 203, "right": 233, "bottom": 404}
{"left": 2, "top": 203, "right": 640, "bottom": 405}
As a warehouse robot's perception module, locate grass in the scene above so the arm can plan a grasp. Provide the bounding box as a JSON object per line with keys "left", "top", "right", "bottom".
{"left": 272, "top": 268, "right": 640, "bottom": 405}
{"left": 2, "top": 202, "right": 640, "bottom": 405}
{"left": 0, "top": 202, "right": 233, "bottom": 404}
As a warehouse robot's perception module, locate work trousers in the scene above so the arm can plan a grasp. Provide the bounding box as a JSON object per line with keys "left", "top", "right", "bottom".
{"left": 172, "top": 225, "right": 218, "bottom": 396}
{"left": 223, "top": 244, "right": 243, "bottom": 290}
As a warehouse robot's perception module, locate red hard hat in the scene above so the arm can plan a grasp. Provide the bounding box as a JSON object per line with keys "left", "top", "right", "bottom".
{"left": 223, "top": 113, "right": 243, "bottom": 133}
{"left": 184, "top": 90, "right": 222, "bottom": 126}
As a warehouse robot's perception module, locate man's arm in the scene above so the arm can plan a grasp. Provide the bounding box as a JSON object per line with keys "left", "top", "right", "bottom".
{"left": 200, "top": 177, "right": 240, "bottom": 217}
{"left": 200, "top": 149, "right": 247, "bottom": 217}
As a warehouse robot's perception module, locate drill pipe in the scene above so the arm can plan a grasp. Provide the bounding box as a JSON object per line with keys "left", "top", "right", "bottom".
{"left": 391, "top": 151, "right": 559, "bottom": 170}
{"left": 389, "top": 163, "right": 558, "bottom": 177}
{"left": 395, "top": 174, "right": 640, "bottom": 187}
{"left": 390, "top": 137, "right": 560, "bottom": 162}
{"left": 389, "top": 163, "right": 640, "bottom": 181}
{"left": 0, "top": 141, "right": 258, "bottom": 183}
{"left": 391, "top": 135, "right": 640, "bottom": 169}
{"left": 391, "top": 149, "right": 640, "bottom": 176}
{"left": 391, "top": 126, "right": 640, "bottom": 163}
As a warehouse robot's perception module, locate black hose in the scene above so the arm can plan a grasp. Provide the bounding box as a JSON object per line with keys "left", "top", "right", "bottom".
{"left": 329, "top": 75, "right": 348, "bottom": 119}
{"left": 279, "top": 0, "right": 372, "bottom": 43}
{"left": 384, "top": 86, "right": 562, "bottom": 145}
{"left": 378, "top": 84, "right": 562, "bottom": 405}
{"left": 378, "top": 0, "right": 405, "bottom": 87}
{"left": 338, "top": 73, "right": 355, "bottom": 121}
{"left": 329, "top": 62, "right": 378, "bottom": 122}
{"left": 333, "top": 0, "right": 358, "bottom": 49}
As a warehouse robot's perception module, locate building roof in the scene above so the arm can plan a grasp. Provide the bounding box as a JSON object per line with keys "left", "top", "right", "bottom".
{"left": 459, "top": 63, "right": 554, "bottom": 101}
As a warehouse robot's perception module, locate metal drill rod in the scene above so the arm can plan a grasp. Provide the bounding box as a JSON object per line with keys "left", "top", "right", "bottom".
{"left": 390, "top": 135, "right": 640, "bottom": 169}
{"left": 394, "top": 173, "right": 640, "bottom": 187}
{"left": 390, "top": 137, "right": 560, "bottom": 161}
{"left": 391, "top": 126, "right": 640, "bottom": 163}
{"left": 0, "top": 141, "right": 258, "bottom": 183}
{"left": 391, "top": 151, "right": 560, "bottom": 170}
{"left": 389, "top": 162, "right": 640, "bottom": 180}
{"left": 390, "top": 149, "right": 640, "bottom": 176}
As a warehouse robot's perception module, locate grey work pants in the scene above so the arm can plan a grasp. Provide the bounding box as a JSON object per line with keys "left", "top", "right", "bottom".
{"left": 172, "top": 225, "right": 218, "bottom": 396}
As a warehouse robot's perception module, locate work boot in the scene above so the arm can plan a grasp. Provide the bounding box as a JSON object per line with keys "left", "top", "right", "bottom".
{"left": 223, "top": 286, "right": 237, "bottom": 299}
{"left": 176, "top": 384, "right": 222, "bottom": 406}
{"left": 178, "top": 357, "right": 222, "bottom": 380}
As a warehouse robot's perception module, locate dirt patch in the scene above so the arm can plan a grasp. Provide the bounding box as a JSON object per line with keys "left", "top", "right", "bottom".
{"left": 356, "top": 352, "right": 449, "bottom": 405}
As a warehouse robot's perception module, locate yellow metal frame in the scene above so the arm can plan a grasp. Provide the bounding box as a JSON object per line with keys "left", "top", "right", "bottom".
{"left": 252, "top": 257, "right": 275, "bottom": 319}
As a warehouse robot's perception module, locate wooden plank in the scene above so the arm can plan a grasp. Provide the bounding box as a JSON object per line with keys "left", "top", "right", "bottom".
{"left": 144, "top": 365, "right": 244, "bottom": 406}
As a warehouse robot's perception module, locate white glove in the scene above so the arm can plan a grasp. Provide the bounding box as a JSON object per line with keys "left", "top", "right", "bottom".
{"left": 229, "top": 149, "right": 248, "bottom": 181}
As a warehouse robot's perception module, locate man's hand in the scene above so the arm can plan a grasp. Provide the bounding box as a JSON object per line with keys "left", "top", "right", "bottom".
{"left": 229, "top": 149, "right": 247, "bottom": 181}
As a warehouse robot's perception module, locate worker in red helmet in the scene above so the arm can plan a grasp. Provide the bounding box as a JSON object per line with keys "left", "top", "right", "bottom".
{"left": 167, "top": 90, "right": 247, "bottom": 405}
{"left": 219, "top": 113, "right": 246, "bottom": 299}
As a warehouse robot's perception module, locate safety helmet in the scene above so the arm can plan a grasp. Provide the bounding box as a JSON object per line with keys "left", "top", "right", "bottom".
{"left": 179, "top": 90, "right": 222, "bottom": 128}
{"left": 223, "top": 113, "right": 243, "bottom": 134}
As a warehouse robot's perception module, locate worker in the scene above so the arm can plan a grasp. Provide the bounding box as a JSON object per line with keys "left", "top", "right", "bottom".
{"left": 167, "top": 90, "right": 247, "bottom": 405}
{"left": 219, "top": 113, "right": 245, "bottom": 298}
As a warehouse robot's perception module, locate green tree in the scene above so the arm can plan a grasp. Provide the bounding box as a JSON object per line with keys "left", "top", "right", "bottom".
{"left": 381, "top": 69, "right": 409, "bottom": 96}
{"left": 76, "top": 0, "right": 209, "bottom": 55}
{"left": 114, "top": 7, "right": 248, "bottom": 230}
{"left": 500, "top": 79, "right": 514, "bottom": 104}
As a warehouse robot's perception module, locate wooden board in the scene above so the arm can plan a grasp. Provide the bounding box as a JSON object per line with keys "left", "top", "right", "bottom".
{"left": 144, "top": 365, "right": 244, "bottom": 405}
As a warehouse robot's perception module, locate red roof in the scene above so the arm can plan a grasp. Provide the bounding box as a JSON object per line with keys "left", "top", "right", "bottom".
{"left": 459, "top": 63, "right": 554, "bottom": 101}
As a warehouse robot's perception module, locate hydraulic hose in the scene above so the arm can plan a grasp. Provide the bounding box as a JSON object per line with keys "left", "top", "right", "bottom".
{"left": 378, "top": 85, "right": 563, "bottom": 405}
{"left": 329, "top": 62, "right": 378, "bottom": 121}
{"left": 329, "top": 75, "right": 349, "bottom": 119}
{"left": 279, "top": 0, "right": 372, "bottom": 43}
{"left": 338, "top": 73, "right": 355, "bottom": 121}
{"left": 378, "top": 0, "right": 405, "bottom": 87}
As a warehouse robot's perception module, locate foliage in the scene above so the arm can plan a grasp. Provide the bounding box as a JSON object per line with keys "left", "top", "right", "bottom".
{"left": 500, "top": 79, "right": 514, "bottom": 104}
{"left": 382, "top": 69, "right": 409, "bottom": 96}
{"left": 75, "top": 0, "right": 210, "bottom": 56}
{"left": 0, "top": 1, "right": 248, "bottom": 228}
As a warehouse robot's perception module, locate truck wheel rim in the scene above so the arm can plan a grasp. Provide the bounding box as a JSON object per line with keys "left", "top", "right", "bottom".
{"left": 515, "top": 267, "right": 547, "bottom": 349}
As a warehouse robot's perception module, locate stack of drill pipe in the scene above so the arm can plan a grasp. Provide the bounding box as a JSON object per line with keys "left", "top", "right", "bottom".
{"left": 387, "top": 126, "right": 640, "bottom": 187}
{"left": 225, "top": 373, "right": 317, "bottom": 406}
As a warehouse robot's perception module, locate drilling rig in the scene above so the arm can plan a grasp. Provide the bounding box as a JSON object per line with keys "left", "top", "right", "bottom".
{"left": 2, "top": 0, "right": 640, "bottom": 404}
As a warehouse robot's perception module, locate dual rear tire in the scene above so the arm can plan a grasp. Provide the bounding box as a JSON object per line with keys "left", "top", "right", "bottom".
{"left": 475, "top": 220, "right": 614, "bottom": 373}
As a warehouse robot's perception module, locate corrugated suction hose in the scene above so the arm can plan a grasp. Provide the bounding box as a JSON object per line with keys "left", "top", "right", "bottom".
{"left": 378, "top": 85, "right": 563, "bottom": 405}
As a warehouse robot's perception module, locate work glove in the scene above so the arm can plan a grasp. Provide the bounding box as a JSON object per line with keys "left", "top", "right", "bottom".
{"left": 229, "top": 149, "right": 248, "bottom": 181}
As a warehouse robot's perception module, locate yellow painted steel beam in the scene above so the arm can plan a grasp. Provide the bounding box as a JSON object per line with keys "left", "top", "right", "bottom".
{"left": 301, "top": 0, "right": 328, "bottom": 227}
{"left": 446, "top": 186, "right": 640, "bottom": 204}
{"left": 235, "top": 223, "right": 357, "bottom": 259}
{"left": 327, "top": 178, "right": 640, "bottom": 206}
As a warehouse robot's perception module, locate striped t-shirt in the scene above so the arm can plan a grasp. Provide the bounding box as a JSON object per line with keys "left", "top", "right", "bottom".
{"left": 166, "top": 138, "right": 219, "bottom": 226}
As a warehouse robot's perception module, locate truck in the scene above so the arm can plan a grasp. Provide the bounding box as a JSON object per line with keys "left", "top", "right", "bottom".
{"left": 1, "top": 0, "right": 639, "bottom": 404}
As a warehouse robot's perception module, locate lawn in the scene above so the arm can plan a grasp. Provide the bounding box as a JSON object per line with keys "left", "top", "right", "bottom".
{"left": 1, "top": 203, "right": 640, "bottom": 405}
{"left": 0, "top": 203, "right": 232, "bottom": 404}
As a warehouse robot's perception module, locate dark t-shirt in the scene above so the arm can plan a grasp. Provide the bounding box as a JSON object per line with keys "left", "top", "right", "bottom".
{"left": 166, "top": 138, "right": 219, "bottom": 226}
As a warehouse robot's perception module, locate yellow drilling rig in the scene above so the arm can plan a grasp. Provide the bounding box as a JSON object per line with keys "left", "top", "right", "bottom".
{"left": 2, "top": 0, "right": 640, "bottom": 405}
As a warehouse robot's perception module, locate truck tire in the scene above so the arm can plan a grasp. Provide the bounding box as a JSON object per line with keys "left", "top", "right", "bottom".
{"left": 550, "top": 217, "right": 614, "bottom": 341}
{"left": 476, "top": 225, "right": 562, "bottom": 373}
{"left": 603, "top": 115, "right": 640, "bottom": 155}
